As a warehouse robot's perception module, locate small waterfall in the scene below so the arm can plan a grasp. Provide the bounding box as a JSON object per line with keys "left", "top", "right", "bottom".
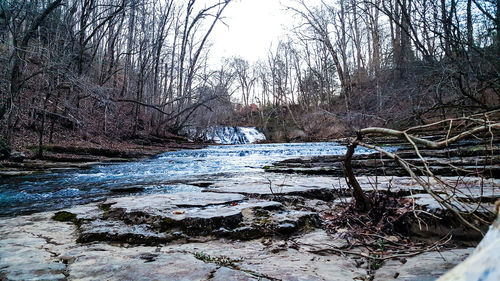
{"left": 187, "top": 126, "right": 266, "bottom": 144}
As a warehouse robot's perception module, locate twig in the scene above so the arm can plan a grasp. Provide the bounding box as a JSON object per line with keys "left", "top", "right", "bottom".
{"left": 304, "top": 234, "right": 453, "bottom": 261}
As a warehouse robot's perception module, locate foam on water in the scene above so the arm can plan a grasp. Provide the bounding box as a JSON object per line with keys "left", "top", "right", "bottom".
{"left": 188, "top": 126, "right": 266, "bottom": 144}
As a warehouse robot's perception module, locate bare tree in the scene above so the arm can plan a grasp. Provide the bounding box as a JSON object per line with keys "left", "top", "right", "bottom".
{"left": 1, "top": 0, "right": 63, "bottom": 140}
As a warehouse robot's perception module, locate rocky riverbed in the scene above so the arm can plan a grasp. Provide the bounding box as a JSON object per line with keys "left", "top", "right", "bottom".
{"left": 1, "top": 172, "right": 498, "bottom": 280}
{"left": 265, "top": 145, "right": 500, "bottom": 178}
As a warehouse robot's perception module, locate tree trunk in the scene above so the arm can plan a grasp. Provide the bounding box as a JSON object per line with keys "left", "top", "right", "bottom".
{"left": 467, "top": 0, "right": 474, "bottom": 48}
{"left": 122, "top": 0, "right": 136, "bottom": 97}
{"left": 6, "top": 0, "right": 63, "bottom": 140}
{"left": 344, "top": 134, "right": 372, "bottom": 211}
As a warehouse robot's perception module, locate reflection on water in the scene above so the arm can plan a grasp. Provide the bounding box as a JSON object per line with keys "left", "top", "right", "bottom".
{"left": 0, "top": 142, "right": 373, "bottom": 216}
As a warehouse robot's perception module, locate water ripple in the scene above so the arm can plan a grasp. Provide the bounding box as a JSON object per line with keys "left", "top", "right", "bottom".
{"left": 0, "top": 142, "right": 375, "bottom": 216}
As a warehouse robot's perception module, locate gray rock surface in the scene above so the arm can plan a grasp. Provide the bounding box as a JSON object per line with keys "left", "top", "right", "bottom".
{"left": 374, "top": 248, "right": 473, "bottom": 281}
{"left": 66, "top": 246, "right": 217, "bottom": 281}
{"left": 212, "top": 266, "right": 267, "bottom": 281}
{"left": 52, "top": 192, "right": 318, "bottom": 244}
{"left": 294, "top": 229, "right": 350, "bottom": 250}
{"left": 0, "top": 201, "right": 474, "bottom": 281}
{"left": 438, "top": 206, "right": 500, "bottom": 281}
{"left": 207, "top": 175, "right": 499, "bottom": 200}
{"left": 267, "top": 147, "right": 500, "bottom": 178}
{"left": 0, "top": 213, "right": 72, "bottom": 281}
{"left": 1, "top": 172, "right": 492, "bottom": 280}
{"left": 0, "top": 213, "right": 363, "bottom": 281}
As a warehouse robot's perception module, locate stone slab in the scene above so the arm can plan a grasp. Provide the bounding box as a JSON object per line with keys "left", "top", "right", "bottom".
{"left": 0, "top": 207, "right": 474, "bottom": 281}
{"left": 374, "top": 248, "right": 473, "bottom": 281}
{"left": 438, "top": 210, "right": 500, "bottom": 281}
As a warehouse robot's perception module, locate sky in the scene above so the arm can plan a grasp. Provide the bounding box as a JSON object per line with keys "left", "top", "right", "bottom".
{"left": 209, "top": 0, "right": 299, "bottom": 65}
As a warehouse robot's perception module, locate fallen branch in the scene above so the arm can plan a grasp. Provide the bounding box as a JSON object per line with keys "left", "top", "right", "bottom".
{"left": 343, "top": 110, "right": 499, "bottom": 234}
{"left": 304, "top": 233, "right": 452, "bottom": 261}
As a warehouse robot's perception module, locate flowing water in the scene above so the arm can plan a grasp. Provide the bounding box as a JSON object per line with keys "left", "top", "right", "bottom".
{"left": 0, "top": 142, "right": 373, "bottom": 217}
{"left": 184, "top": 126, "right": 267, "bottom": 144}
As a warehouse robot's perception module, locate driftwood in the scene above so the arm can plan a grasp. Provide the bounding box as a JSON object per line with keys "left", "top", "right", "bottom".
{"left": 343, "top": 110, "right": 500, "bottom": 233}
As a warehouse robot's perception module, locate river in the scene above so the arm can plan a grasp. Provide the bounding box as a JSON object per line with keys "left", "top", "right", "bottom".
{"left": 0, "top": 142, "right": 373, "bottom": 217}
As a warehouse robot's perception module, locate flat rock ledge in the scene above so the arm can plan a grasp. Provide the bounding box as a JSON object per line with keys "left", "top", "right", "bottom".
{"left": 64, "top": 192, "right": 319, "bottom": 244}
{"left": 0, "top": 212, "right": 473, "bottom": 281}
{"left": 203, "top": 175, "right": 499, "bottom": 203}
{"left": 265, "top": 142, "right": 500, "bottom": 178}
{"left": 1, "top": 175, "right": 496, "bottom": 280}
{"left": 204, "top": 176, "right": 498, "bottom": 234}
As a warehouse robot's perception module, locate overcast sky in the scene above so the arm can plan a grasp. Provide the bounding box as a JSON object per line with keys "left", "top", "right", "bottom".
{"left": 209, "top": 0, "right": 317, "bottom": 65}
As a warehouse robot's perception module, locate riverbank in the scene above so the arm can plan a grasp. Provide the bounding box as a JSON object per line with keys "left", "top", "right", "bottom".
{"left": 0, "top": 135, "right": 206, "bottom": 178}
{"left": 1, "top": 173, "right": 488, "bottom": 280}
{"left": 1, "top": 140, "right": 498, "bottom": 280}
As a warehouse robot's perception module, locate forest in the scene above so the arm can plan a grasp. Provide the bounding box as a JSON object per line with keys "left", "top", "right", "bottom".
{"left": 0, "top": 0, "right": 498, "bottom": 151}
{"left": 1, "top": 1, "right": 500, "bottom": 280}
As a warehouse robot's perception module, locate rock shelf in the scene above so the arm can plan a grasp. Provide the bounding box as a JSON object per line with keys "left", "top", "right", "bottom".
{"left": 266, "top": 144, "right": 500, "bottom": 178}
{"left": 52, "top": 192, "right": 318, "bottom": 245}
{"left": 1, "top": 165, "right": 498, "bottom": 280}
{"left": 0, "top": 211, "right": 474, "bottom": 281}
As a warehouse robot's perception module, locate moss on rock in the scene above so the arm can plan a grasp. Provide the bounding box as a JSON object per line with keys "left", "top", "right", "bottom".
{"left": 98, "top": 203, "right": 113, "bottom": 212}
{"left": 52, "top": 211, "right": 77, "bottom": 223}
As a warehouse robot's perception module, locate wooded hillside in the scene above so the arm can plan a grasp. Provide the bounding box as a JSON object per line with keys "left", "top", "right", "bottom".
{"left": 0, "top": 0, "right": 499, "bottom": 148}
